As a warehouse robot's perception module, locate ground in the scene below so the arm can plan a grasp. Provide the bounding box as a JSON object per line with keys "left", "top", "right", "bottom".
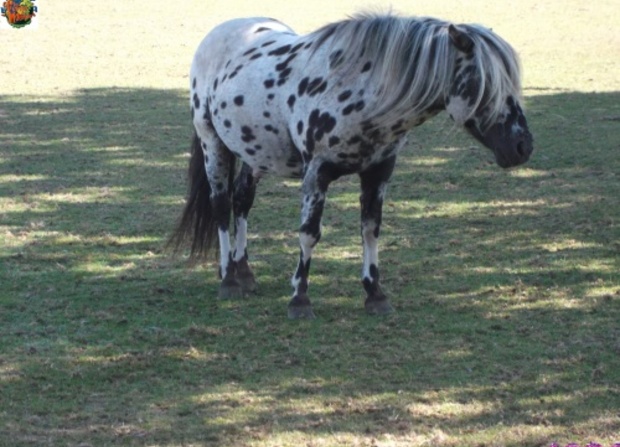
{"left": 1, "top": 1, "right": 619, "bottom": 446}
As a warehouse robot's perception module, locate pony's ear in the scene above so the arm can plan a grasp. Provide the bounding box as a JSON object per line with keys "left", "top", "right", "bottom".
{"left": 448, "top": 24, "right": 475, "bottom": 54}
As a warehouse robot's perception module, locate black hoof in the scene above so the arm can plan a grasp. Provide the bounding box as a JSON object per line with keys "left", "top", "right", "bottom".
{"left": 288, "top": 294, "right": 315, "bottom": 319}
{"left": 365, "top": 297, "right": 394, "bottom": 315}
{"left": 237, "top": 273, "right": 256, "bottom": 294}
{"left": 288, "top": 305, "right": 316, "bottom": 320}
{"left": 218, "top": 278, "right": 244, "bottom": 300}
{"left": 236, "top": 259, "right": 256, "bottom": 294}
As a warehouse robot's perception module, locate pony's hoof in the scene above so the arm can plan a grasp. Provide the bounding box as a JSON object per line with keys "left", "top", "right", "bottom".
{"left": 288, "top": 294, "right": 315, "bottom": 319}
{"left": 365, "top": 298, "right": 394, "bottom": 315}
{"left": 237, "top": 274, "right": 257, "bottom": 294}
{"left": 236, "top": 259, "right": 257, "bottom": 294}
{"left": 218, "top": 279, "right": 244, "bottom": 300}
{"left": 288, "top": 305, "right": 316, "bottom": 320}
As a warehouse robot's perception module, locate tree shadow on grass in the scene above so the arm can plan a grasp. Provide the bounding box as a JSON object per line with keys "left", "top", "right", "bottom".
{"left": 0, "top": 89, "right": 619, "bottom": 446}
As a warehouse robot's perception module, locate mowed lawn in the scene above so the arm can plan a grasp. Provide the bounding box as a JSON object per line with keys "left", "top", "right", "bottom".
{"left": 1, "top": 1, "right": 618, "bottom": 446}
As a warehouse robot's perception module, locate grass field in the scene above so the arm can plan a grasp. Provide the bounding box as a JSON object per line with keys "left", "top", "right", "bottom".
{"left": 1, "top": 1, "right": 619, "bottom": 446}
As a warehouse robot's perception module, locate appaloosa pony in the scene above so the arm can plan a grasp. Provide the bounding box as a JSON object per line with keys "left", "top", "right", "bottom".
{"left": 170, "top": 13, "right": 533, "bottom": 318}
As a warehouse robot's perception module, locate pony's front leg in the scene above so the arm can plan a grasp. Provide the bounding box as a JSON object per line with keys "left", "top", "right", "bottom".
{"left": 232, "top": 163, "right": 258, "bottom": 294}
{"left": 288, "top": 159, "right": 332, "bottom": 319}
{"left": 359, "top": 156, "right": 397, "bottom": 315}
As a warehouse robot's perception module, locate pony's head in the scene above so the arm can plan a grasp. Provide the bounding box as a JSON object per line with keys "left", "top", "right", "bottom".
{"left": 445, "top": 24, "right": 533, "bottom": 168}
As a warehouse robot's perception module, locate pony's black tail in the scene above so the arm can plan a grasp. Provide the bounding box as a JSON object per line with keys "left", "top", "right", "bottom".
{"left": 168, "top": 130, "right": 235, "bottom": 262}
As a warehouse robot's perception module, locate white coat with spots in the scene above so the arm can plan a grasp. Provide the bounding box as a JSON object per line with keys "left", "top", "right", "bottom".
{"left": 171, "top": 13, "right": 533, "bottom": 319}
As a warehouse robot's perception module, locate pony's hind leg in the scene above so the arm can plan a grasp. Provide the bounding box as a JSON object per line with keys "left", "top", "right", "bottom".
{"left": 232, "top": 163, "right": 258, "bottom": 293}
{"left": 359, "top": 156, "right": 397, "bottom": 315}
{"left": 193, "top": 119, "right": 243, "bottom": 300}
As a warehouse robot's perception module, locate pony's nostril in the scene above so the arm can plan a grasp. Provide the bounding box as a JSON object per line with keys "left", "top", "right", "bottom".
{"left": 516, "top": 141, "right": 526, "bottom": 158}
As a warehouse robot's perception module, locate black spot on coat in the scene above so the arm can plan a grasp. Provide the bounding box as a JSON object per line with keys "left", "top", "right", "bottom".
{"left": 307, "top": 77, "right": 327, "bottom": 97}
{"left": 241, "top": 125, "right": 256, "bottom": 143}
{"left": 268, "top": 44, "right": 292, "bottom": 56}
{"left": 264, "top": 125, "right": 279, "bottom": 135}
{"left": 306, "top": 109, "right": 337, "bottom": 149}
{"left": 287, "top": 94, "right": 296, "bottom": 110}
{"left": 342, "top": 104, "right": 355, "bottom": 116}
{"left": 278, "top": 67, "right": 293, "bottom": 81}
{"left": 290, "top": 42, "right": 304, "bottom": 53}
{"left": 298, "top": 77, "right": 309, "bottom": 97}
{"left": 337, "top": 90, "right": 352, "bottom": 102}
{"left": 276, "top": 54, "right": 297, "bottom": 71}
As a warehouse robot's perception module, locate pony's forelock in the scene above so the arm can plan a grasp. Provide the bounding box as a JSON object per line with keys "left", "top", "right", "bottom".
{"left": 462, "top": 23, "right": 523, "bottom": 129}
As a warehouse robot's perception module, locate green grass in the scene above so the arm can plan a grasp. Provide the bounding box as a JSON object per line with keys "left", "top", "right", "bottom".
{"left": 1, "top": 1, "right": 619, "bottom": 446}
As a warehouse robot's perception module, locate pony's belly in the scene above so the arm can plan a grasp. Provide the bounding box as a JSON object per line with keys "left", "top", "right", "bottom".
{"left": 246, "top": 145, "right": 303, "bottom": 178}
{"left": 214, "top": 125, "right": 303, "bottom": 178}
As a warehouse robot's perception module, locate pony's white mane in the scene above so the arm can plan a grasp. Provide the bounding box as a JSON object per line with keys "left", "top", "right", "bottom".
{"left": 310, "top": 13, "right": 523, "bottom": 128}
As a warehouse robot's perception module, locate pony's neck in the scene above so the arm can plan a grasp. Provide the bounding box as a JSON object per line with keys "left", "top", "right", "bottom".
{"left": 363, "top": 72, "right": 448, "bottom": 132}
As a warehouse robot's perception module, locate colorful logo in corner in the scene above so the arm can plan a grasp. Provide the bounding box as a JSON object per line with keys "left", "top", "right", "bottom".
{"left": 1, "top": 0, "right": 37, "bottom": 29}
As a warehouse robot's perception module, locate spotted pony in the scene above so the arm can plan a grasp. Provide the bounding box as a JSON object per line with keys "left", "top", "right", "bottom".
{"left": 169, "top": 13, "right": 533, "bottom": 319}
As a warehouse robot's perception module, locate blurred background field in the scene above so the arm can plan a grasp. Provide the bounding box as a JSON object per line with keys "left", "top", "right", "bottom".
{"left": 1, "top": 0, "right": 618, "bottom": 94}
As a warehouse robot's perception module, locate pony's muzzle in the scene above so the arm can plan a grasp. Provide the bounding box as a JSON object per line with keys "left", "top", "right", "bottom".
{"left": 495, "top": 131, "right": 533, "bottom": 168}
{"left": 464, "top": 120, "right": 533, "bottom": 168}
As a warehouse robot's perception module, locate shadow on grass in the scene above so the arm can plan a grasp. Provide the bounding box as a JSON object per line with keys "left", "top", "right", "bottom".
{"left": 0, "top": 88, "right": 619, "bottom": 446}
